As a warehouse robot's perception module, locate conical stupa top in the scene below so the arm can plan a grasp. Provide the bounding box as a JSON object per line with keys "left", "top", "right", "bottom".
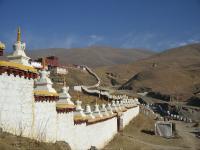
{"left": 17, "top": 27, "right": 21, "bottom": 42}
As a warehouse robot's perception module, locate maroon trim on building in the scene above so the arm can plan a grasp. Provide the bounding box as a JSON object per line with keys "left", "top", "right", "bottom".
{"left": 36, "top": 56, "right": 59, "bottom": 68}
{"left": 86, "top": 115, "right": 117, "bottom": 125}
{"left": 74, "top": 119, "right": 88, "bottom": 125}
{"left": 125, "top": 105, "right": 138, "bottom": 109}
{"left": 56, "top": 107, "right": 76, "bottom": 113}
{"left": 34, "top": 95, "right": 59, "bottom": 102}
{"left": 0, "top": 51, "right": 3, "bottom": 56}
{"left": 74, "top": 114, "right": 118, "bottom": 125}
{"left": 0, "top": 66, "right": 38, "bottom": 79}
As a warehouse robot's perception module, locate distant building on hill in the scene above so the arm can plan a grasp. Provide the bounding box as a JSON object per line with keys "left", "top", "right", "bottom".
{"left": 36, "top": 56, "right": 59, "bottom": 68}
{"left": 51, "top": 66, "right": 68, "bottom": 75}
{"left": 35, "top": 56, "right": 67, "bottom": 75}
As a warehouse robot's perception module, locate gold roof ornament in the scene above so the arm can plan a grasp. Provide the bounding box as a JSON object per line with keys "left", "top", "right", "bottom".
{"left": 0, "top": 41, "right": 5, "bottom": 50}
{"left": 0, "top": 60, "right": 37, "bottom": 73}
{"left": 17, "top": 27, "right": 21, "bottom": 42}
{"left": 42, "top": 57, "right": 46, "bottom": 69}
{"left": 63, "top": 76, "right": 66, "bottom": 86}
{"left": 34, "top": 90, "right": 59, "bottom": 96}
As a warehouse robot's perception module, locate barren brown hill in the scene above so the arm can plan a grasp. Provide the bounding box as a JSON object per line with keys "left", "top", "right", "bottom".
{"left": 27, "top": 46, "right": 154, "bottom": 67}
{"left": 96, "top": 43, "right": 200, "bottom": 101}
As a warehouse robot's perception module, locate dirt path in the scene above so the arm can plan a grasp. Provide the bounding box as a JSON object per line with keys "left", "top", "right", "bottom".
{"left": 121, "top": 133, "right": 188, "bottom": 150}
{"left": 175, "top": 121, "right": 200, "bottom": 150}
{"left": 105, "top": 114, "right": 200, "bottom": 150}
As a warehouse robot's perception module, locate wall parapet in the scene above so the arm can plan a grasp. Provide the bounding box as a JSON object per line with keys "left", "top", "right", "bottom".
{"left": 0, "top": 61, "right": 38, "bottom": 79}
{"left": 86, "top": 114, "right": 117, "bottom": 125}
{"left": 34, "top": 95, "right": 59, "bottom": 102}
{"left": 56, "top": 103, "right": 76, "bottom": 113}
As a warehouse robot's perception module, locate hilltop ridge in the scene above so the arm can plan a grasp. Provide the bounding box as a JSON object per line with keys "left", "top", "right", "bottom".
{"left": 27, "top": 46, "right": 155, "bottom": 67}
{"left": 96, "top": 43, "right": 200, "bottom": 101}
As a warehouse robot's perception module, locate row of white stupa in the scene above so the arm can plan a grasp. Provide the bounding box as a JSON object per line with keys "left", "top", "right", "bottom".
{"left": 73, "top": 99, "right": 139, "bottom": 119}
{"left": 35, "top": 67, "right": 139, "bottom": 121}
{"left": 58, "top": 79, "right": 139, "bottom": 119}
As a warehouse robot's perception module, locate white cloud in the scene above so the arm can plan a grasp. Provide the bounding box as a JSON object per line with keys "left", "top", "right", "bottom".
{"left": 120, "top": 31, "right": 200, "bottom": 51}
{"left": 121, "top": 32, "right": 157, "bottom": 49}
{"left": 87, "top": 35, "right": 104, "bottom": 46}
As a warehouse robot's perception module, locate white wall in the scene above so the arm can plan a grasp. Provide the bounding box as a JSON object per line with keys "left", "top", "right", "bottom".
{"left": 34, "top": 101, "right": 57, "bottom": 142}
{"left": 0, "top": 73, "right": 34, "bottom": 137}
{"left": 56, "top": 107, "right": 139, "bottom": 150}
{"left": 57, "top": 113, "right": 117, "bottom": 150}
{"left": 0, "top": 72, "right": 140, "bottom": 150}
{"left": 123, "top": 106, "right": 139, "bottom": 128}
{"left": 84, "top": 117, "right": 117, "bottom": 149}
{"left": 57, "top": 112, "right": 75, "bottom": 145}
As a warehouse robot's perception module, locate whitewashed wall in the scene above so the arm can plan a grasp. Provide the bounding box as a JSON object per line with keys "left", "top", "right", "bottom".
{"left": 0, "top": 72, "right": 140, "bottom": 150}
{"left": 122, "top": 106, "right": 139, "bottom": 128}
{"left": 57, "top": 112, "right": 117, "bottom": 150}
{"left": 57, "top": 112, "right": 75, "bottom": 145}
{"left": 0, "top": 73, "right": 34, "bottom": 137}
{"left": 34, "top": 101, "right": 57, "bottom": 142}
{"left": 84, "top": 117, "right": 117, "bottom": 149}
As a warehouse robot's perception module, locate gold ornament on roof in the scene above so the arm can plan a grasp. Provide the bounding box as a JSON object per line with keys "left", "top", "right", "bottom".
{"left": 0, "top": 41, "right": 5, "bottom": 50}
{"left": 42, "top": 57, "right": 46, "bottom": 69}
{"left": 17, "top": 27, "right": 21, "bottom": 42}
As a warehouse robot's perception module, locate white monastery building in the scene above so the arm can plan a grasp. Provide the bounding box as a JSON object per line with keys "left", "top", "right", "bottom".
{"left": 0, "top": 28, "right": 140, "bottom": 149}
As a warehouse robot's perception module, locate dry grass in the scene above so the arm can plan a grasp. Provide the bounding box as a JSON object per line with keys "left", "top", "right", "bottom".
{"left": 69, "top": 90, "right": 108, "bottom": 107}
{"left": 28, "top": 47, "right": 154, "bottom": 67}
{"left": 0, "top": 132, "right": 71, "bottom": 150}
{"left": 51, "top": 68, "right": 97, "bottom": 92}
{"left": 96, "top": 44, "right": 200, "bottom": 101}
{"left": 104, "top": 114, "right": 191, "bottom": 150}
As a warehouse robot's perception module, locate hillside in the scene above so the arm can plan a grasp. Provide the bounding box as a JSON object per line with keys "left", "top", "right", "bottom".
{"left": 96, "top": 43, "right": 200, "bottom": 101}
{"left": 27, "top": 46, "right": 154, "bottom": 67}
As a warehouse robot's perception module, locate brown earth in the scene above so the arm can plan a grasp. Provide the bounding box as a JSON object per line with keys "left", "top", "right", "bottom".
{"left": 51, "top": 68, "right": 97, "bottom": 92}
{"left": 0, "top": 131, "right": 71, "bottom": 150}
{"left": 27, "top": 46, "right": 154, "bottom": 67}
{"left": 104, "top": 113, "right": 200, "bottom": 150}
{"left": 51, "top": 67, "right": 108, "bottom": 106}
{"left": 70, "top": 90, "right": 108, "bottom": 107}
{"left": 96, "top": 43, "right": 200, "bottom": 102}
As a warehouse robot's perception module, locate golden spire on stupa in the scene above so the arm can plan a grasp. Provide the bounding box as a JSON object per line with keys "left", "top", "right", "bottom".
{"left": 42, "top": 57, "right": 46, "bottom": 69}
{"left": 0, "top": 41, "right": 5, "bottom": 50}
{"left": 63, "top": 76, "right": 66, "bottom": 87}
{"left": 17, "top": 27, "right": 21, "bottom": 42}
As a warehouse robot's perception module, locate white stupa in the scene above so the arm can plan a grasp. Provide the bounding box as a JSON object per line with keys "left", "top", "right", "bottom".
{"left": 93, "top": 104, "right": 103, "bottom": 118}
{"left": 85, "top": 104, "right": 95, "bottom": 119}
{"left": 7, "top": 27, "right": 30, "bottom": 66}
{"left": 58, "top": 82, "right": 74, "bottom": 105}
{"left": 34, "top": 69, "right": 57, "bottom": 94}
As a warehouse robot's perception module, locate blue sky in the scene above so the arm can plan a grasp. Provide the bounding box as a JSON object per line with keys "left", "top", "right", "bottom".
{"left": 0, "top": 0, "right": 200, "bottom": 51}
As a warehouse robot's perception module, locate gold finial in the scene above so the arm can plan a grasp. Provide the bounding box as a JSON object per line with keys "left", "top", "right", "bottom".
{"left": 42, "top": 57, "right": 46, "bottom": 69}
{"left": 63, "top": 76, "right": 66, "bottom": 87}
{"left": 0, "top": 41, "right": 5, "bottom": 50}
{"left": 77, "top": 92, "right": 80, "bottom": 100}
{"left": 17, "top": 27, "right": 21, "bottom": 42}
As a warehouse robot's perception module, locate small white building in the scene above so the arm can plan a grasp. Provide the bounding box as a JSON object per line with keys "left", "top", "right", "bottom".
{"left": 51, "top": 66, "right": 68, "bottom": 75}
{"left": 31, "top": 61, "right": 42, "bottom": 69}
